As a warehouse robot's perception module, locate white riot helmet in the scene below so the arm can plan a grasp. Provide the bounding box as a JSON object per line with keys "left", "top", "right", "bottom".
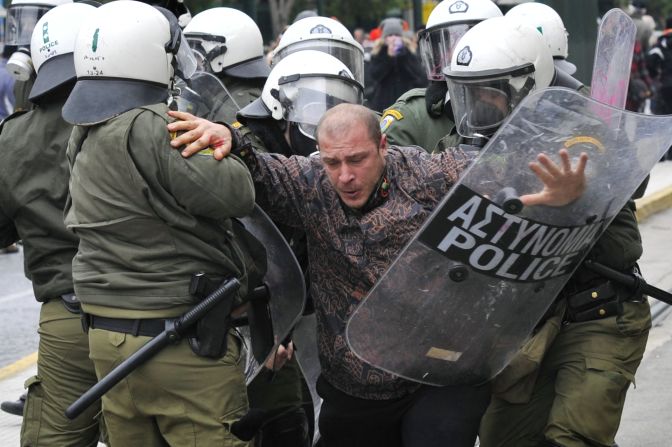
{"left": 5, "top": 0, "right": 72, "bottom": 81}
{"left": 183, "top": 8, "right": 270, "bottom": 79}
{"left": 418, "top": 0, "right": 502, "bottom": 81}
{"left": 444, "top": 17, "right": 554, "bottom": 138}
{"left": 239, "top": 50, "right": 364, "bottom": 140}
{"left": 63, "top": 0, "right": 197, "bottom": 126}
{"left": 271, "top": 16, "right": 365, "bottom": 86}
{"left": 28, "top": 2, "right": 96, "bottom": 102}
{"left": 506, "top": 2, "right": 576, "bottom": 75}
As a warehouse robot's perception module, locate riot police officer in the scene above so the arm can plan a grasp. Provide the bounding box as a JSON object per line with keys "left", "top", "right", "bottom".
{"left": 382, "top": 0, "right": 502, "bottom": 152}
{"left": 0, "top": 4, "right": 104, "bottom": 445}
{"left": 183, "top": 7, "right": 270, "bottom": 124}
{"left": 439, "top": 17, "right": 650, "bottom": 447}
{"left": 3, "top": 0, "right": 71, "bottom": 112}
{"left": 62, "top": 2, "right": 260, "bottom": 445}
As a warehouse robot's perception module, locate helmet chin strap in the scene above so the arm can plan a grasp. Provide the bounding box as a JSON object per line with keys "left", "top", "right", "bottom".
{"left": 156, "top": 6, "right": 194, "bottom": 81}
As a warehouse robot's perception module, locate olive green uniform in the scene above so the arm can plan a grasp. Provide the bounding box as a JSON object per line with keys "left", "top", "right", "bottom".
{"left": 64, "top": 103, "right": 256, "bottom": 447}
{"left": 381, "top": 88, "right": 460, "bottom": 153}
{"left": 479, "top": 203, "right": 650, "bottom": 447}
{"left": 0, "top": 101, "right": 101, "bottom": 446}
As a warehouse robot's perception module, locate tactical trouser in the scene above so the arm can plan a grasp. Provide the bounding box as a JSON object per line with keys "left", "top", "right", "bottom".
{"left": 21, "top": 299, "right": 102, "bottom": 447}
{"left": 88, "top": 326, "right": 249, "bottom": 447}
{"left": 479, "top": 299, "right": 650, "bottom": 447}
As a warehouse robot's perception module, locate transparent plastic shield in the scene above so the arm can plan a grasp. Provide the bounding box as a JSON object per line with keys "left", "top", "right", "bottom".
{"left": 175, "top": 71, "right": 239, "bottom": 122}
{"left": 279, "top": 76, "right": 364, "bottom": 138}
{"left": 272, "top": 40, "right": 365, "bottom": 86}
{"left": 447, "top": 72, "right": 537, "bottom": 138}
{"left": 175, "top": 30, "right": 198, "bottom": 80}
{"left": 418, "top": 24, "right": 471, "bottom": 81}
{"left": 346, "top": 88, "right": 672, "bottom": 386}
{"left": 591, "top": 8, "right": 636, "bottom": 108}
{"left": 240, "top": 205, "right": 306, "bottom": 380}
{"left": 293, "top": 314, "right": 323, "bottom": 445}
{"left": 5, "top": 6, "right": 51, "bottom": 46}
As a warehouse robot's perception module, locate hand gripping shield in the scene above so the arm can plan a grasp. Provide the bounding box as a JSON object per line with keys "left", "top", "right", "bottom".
{"left": 346, "top": 87, "right": 672, "bottom": 386}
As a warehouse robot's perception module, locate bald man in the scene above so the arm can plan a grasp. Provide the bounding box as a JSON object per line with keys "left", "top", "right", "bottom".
{"left": 167, "top": 103, "right": 588, "bottom": 447}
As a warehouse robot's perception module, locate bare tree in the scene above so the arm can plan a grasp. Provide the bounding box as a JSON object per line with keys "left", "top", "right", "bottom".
{"left": 268, "top": 0, "right": 297, "bottom": 38}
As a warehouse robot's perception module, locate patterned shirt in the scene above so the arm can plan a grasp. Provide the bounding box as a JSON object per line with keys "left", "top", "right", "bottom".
{"left": 241, "top": 144, "right": 471, "bottom": 399}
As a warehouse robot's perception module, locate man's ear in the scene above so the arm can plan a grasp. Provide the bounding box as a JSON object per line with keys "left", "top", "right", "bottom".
{"left": 379, "top": 134, "right": 388, "bottom": 156}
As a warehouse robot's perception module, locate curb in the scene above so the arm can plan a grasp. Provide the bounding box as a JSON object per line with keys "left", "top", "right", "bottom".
{"left": 0, "top": 352, "right": 36, "bottom": 381}
{"left": 636, "top": 185, "right": 672, "bottom": 222}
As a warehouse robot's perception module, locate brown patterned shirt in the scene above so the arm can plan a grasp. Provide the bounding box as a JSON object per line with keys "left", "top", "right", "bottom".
{"left": 242, "top": 144, "right": 471, "bottom": 399}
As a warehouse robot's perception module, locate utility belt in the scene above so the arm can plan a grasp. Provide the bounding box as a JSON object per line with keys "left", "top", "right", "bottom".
{"left": 81, "top": 273, "right": 271, "bottom": 360}
{"left": 562, "top": 265, "right": 646, "bottom": 323}
{"left": 82, "top": 314, "right": 192, "bottom": 338}
{"left": 81, "top": 312, "right": 253, "bottom": 339}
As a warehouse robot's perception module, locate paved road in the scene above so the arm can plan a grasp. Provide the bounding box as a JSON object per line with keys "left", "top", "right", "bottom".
{"left": 616, "top": 206, "right": 672, "bottom": 446}
{"left": 0, "top": 247, "right": 39, "bottom": 368}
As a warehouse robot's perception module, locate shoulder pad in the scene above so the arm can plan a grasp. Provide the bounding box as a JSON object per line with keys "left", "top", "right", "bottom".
{"left": 396, "top": 88, "right": 427, "bottom": 103}
{"left": 0, "top": 110, "right": 29, "bottom": 136}
{"left": 139, "top": 103, "right": 170, "bottom": 123}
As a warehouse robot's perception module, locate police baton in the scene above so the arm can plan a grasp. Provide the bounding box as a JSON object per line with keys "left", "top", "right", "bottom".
{"left": 65, "top": 277, "right": 241, "bottom": 420}
{"left": 583, "top": 260, "right": 672, "bottom": 306}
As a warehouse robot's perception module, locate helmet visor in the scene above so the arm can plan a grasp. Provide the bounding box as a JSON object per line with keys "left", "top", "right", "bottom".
{"left": 5, "top": 5, "right": 51, "bottom": 46}
{"left": 444, "top": 65, "right": 536, "bottom": 137}
{"left": 175, "top": 30, "right": 198, "bottom": 79}
{"left": 186, "top": 35, "right": 226, "bottom": 73}
{"left": 418, "top": 23, "right": 471, "bottom": 81}
{"left": 272, "top": 40, "right": 365, "bottom": 86}
{"left": 278, "top": 75, "right": 364, "bottom": 139}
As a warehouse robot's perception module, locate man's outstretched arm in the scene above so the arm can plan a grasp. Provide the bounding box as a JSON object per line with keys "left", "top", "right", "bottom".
{"left": 521, "top": 149, "right": 588, "bottom": 207}
{"left": 166, "top": 111, "right": 314, "bottom": 229}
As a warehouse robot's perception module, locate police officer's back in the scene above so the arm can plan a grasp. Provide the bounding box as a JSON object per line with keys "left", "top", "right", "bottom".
{"left": 62, "top": 3, "right": 259, "bottom": 445}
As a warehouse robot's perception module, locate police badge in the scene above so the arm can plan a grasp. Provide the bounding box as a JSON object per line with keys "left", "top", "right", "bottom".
{"left": 310, "top": 24, "right": 332, "bottom": 34}
{"left": 456, "top": 46, "right": 472, "bottom": 66}
{"left": 449, "top": 1, "right": 469, "bottom": 14}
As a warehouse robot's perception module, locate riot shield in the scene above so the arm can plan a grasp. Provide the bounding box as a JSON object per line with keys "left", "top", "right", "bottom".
{"left": 590, "top": 8, "right": 636, "bottom": 108}
{"left": 293, "top": 313, "right": 323, "bottom": 446}
{"left": 173, "top": 79, "right": 211, "bottom": 117}
{"left": 239, "top": 204, "right": 306, "bottom": 380}
{"left": 346, "top": 87, "right": 672, "bottom": 386}
{"left": 189, "top": 71, "right": 241, "bottom": 123}
{"left": 175, "top": 71, "right": 239, "bottom": 121}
